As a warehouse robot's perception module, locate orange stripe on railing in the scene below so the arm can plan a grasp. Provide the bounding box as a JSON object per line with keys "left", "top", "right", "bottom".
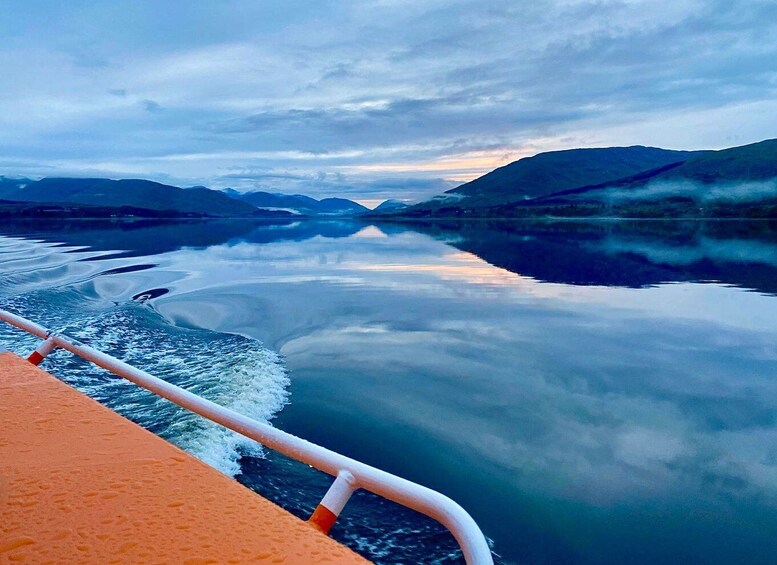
{"left": 309, "top": 504, "right": 338, "bottom": 534}
{"left": 27, "top": 337, "right": 57, "bottom": 366}
{"left": 27, "top": 351, "right": 45, "bottom": 365}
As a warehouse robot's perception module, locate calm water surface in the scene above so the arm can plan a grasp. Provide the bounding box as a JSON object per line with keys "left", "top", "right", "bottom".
{"left": 1, "top": 218, "right": 776, "bottom": 564}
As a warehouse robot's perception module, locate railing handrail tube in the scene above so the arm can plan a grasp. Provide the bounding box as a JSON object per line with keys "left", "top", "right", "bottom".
{"left": 0, "top": 308, "right": 492, "bottom": 564}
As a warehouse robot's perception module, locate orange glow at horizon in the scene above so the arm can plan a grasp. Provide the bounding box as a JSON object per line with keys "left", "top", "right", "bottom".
{"left": 338, "top": 140, "right": 570, "bottom": 182}
{"left": 339, "top": 148, "right": 534, "bottom": 182}
{"left": 354, "top": 198, "right": 388, "bottom": 209}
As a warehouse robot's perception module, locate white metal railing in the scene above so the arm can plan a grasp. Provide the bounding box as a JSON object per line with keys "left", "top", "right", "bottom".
{"left": 0, "top": 308, "right": 493, "bottom": 565}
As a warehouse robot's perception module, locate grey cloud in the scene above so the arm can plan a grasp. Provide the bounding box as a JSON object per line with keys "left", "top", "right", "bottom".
{"left": 142, "top": 99, "right": 162, "bottom": 113}
{"left": 217, "top": 169, "right": 456, "bottom": 201}
{"left": 319, "top": 63, "right": 355, "bottom": 81}
{"left": 70, "top": 50, "right": 111, "bottom": 69}
{"left": 212, "top": 96, "right": 584, "bottom": 152}
{"left": 220, "top": 171, "right": 310, "bottom": 182}
{"left": 1, "top": 0, "right": 777, "bottom": 201}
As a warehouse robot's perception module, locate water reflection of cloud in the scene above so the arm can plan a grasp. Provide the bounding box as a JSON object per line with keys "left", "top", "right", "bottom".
{"left": 274, "top": 300, "right": 777, "bottom": 508}
{"left": 4, "top": 226, "right": 777, "bottom": 560}
{"left": 352, "top": 225, "right": 389, "bottom": 239}
{"left": 144, "top": 230, "right": 777, "bottom": 510}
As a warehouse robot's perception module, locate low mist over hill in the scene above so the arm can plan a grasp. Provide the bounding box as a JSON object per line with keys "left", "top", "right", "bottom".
{"left": 228, "top": 190, "right": 368, "bottom": 216}
{"left": 389, "top": 139, "right": 777, "bottom": 219}
{"left": 444, "top": 146, "right": 703, "bottom": 205}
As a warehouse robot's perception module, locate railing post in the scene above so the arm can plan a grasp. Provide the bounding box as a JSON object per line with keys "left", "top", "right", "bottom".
{"left": 27, "top": 336, "right": 57, "bottom": 366}
{"left": 309, "top": 470, "right": 357, "bottom": 534}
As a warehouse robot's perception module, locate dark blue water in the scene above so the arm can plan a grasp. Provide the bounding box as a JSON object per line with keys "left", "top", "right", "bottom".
{"left": 1, "top": 218, "right": 776, "bottom": 564}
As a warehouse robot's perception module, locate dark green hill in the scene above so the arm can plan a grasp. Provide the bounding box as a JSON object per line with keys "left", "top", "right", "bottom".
{"left": 230, "top": 190, "right": 367, "bottom": 216}
{"left": 442, "top": 146, "right": 702, "bottom": 207}
{"left": 532, "top": 138, "right": 777, "bottom": 203}
{"left": 659, "top": 138, "right": 777, "bottom": 184}
{"left": 237, "top": 191, "right": 320, "bottom": 210}
{"left": 315, "top": 197, "right": 368, "bottom": 215}
{"left": 392, "top": 139, "right": 777, "bottom": 219}
{"left": 0, "top": 178, "right": 257, "bottom": 216}
{"left": 0, "top": 176, "right": 32, "bottom": 195}
{"left": 373, "top": 199, "right": 409, "bottom": 213}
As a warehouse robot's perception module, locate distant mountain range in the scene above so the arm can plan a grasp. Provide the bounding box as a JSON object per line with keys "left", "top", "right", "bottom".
{"left": 224, "top": 189, "right": 369, "bottom": 216}
{"left": 0, "top": 178, "right": 369, "bottom": 218}
{"left": 3, "top": 138, "right": 776, "bottom": 220}
{"left": 383, "top": 138, "right": 777, "bottom": 219}
{"left": 372, "top": 199, "right": 409, "bottom": 213}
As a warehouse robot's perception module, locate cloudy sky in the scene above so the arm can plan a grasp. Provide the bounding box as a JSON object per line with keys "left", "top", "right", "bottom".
{"left": 1, "top": 1, "right": 776, "bottom": 206}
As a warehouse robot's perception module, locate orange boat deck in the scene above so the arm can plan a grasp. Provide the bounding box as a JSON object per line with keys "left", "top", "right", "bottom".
{"left": 0, "top": 351, "right": 369, "bottom": 564}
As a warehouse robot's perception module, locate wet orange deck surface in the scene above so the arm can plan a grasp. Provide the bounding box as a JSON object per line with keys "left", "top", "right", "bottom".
{"left": 0, "top": 352, "right": 369, "bottom": 564}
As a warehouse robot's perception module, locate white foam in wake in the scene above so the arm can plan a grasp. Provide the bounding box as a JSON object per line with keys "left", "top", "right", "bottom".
{"left": 164, "top": 346, "right": 290, "bottom": 476}
{"left": 0, "top": 296, "right": 290, "bottom": 477}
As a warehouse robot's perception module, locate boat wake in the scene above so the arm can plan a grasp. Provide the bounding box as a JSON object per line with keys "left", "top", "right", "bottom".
{"left": 0, "top": 292, "right": 289, "bottom": 477}
{"left": 0, "top": 233, "right": 474, "bottom": 563}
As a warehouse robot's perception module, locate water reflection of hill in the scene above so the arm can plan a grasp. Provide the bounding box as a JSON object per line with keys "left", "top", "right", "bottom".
{"left": 0, "top": 218, "right": 364, "bottom": 258}
{"left": 5, "top": 217, "right": 777, "bottom": 295}
{"left": 393, "top": 220, "right": 777, "bottom": 295}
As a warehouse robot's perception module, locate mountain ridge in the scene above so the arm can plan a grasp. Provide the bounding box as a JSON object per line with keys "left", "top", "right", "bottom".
{"left": 443, "top": 145, "right": 706, "bottom": 206}
{"left": 4, "top": 138, "right": 776, "bottom": 220}
{"left": 386, "top": 139, "right": 777, "bottom": 219}
{"left": 0, "top": 177, "right": 367, "bottom": 218}
{"left": 0, "top": 177, "right": 256, "bottom": 217}
{"left": 228, "top": 190, "right": 368, "bottom": 216}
